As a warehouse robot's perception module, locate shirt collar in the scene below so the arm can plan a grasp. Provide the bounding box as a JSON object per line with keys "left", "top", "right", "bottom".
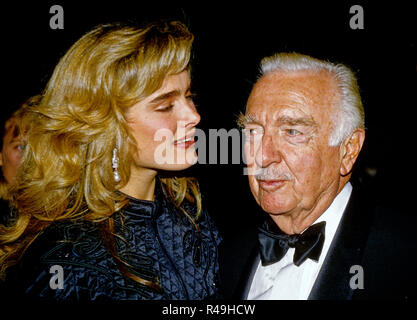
{"left": 315, "top": 182, "right": 352, "bottom": 226}
{"left": 313, "top": 182, "right": 353, "bottom": 264}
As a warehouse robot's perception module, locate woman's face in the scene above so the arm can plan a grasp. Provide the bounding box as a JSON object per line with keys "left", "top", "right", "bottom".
{"left": 0, "top": 121, "right": 23, "bottom": 184}
{"left": 125, "top": 70, "right": 200, "bottom": 173}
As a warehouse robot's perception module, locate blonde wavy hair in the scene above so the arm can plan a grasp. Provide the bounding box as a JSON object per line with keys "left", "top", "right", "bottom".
{"left": 0, "top": 20, "right": 201, "bottom": 290}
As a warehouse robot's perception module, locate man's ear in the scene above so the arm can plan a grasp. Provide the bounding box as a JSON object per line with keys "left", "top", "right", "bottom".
{"left": 340, "top": 128, "right": 365, "bottom": 176}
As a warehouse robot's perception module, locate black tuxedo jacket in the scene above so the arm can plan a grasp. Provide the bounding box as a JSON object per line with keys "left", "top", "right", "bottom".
{"left": 219, "top": 183, "right": 417, "bottom": 300}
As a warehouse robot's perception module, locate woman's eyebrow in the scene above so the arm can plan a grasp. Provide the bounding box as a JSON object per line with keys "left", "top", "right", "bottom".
{"left": 148, "top": 83, "right": 192, "bottom": 106}
{"left": 148, "top": 90, "right": 181, "bottom": 105}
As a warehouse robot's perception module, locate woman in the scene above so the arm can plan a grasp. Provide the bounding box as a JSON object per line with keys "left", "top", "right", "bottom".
{"left": 0, "top": 20, "right": 221, "bottom": 300}
{"left": 0, "top": 110, "right": 24, "bottom": 227}
{"left": 0, "top": 96, "right": 39, "bottom": 225}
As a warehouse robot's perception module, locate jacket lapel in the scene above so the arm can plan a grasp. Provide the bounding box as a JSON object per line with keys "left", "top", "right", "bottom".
{"left": 239, "top": 248, "right": 261, "bottom": 299}
{"left": 308, "top": 185, "right": 374, "bottom": 300}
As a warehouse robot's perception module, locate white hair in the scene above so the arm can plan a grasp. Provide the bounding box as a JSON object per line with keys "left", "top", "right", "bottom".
{"left": 259, "top": 52, "right": 365, "bottom": 146}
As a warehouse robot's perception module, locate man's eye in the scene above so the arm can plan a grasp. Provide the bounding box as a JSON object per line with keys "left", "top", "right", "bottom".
{"left": 243, "top": 128, "right": 264, "bottom": 142}
{"left": 286, "top": 129, "right": 302, "bottom": 136}
{"left": 244, "top": 128, "right": 262, "bottom": 135}
{"left": 282, "top": 128, "right": 310, "bottom": 144}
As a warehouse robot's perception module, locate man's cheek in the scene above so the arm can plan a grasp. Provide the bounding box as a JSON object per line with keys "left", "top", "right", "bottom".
{"left": 289, "top": 149, "right": 320, "bottom": 172}
{"left": 248, "top": 177, "right": 260, "bottom": 201}
{"left": 244, "top": 143, "right": 257, "bottom": 166}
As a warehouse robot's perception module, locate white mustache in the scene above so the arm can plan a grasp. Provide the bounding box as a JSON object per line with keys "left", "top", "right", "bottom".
{"left": 254, "top": 169, "right": 292, "bottom": 181}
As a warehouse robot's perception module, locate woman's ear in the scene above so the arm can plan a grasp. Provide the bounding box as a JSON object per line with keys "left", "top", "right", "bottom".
{"left": 340, "top": 128, "right": 365, "bottom": 176}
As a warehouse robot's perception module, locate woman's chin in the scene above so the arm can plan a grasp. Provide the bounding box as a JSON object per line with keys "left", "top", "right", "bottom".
{"left": 158, "top": 157, "right": 198, "bottom": 172}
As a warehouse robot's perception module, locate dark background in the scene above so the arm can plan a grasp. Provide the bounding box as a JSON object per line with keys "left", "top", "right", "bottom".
{"left": 1, "top": 2, "right": 415, "bottom": 235}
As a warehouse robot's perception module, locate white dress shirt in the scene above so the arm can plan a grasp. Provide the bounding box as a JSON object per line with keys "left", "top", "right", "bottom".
{"left": 247, "top": 182, "right": 353, "bottom": 300}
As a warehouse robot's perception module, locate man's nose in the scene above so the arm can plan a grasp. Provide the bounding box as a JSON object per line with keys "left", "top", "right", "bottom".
{"left": 255, "top": 134, "right": 282, "bottom": 168}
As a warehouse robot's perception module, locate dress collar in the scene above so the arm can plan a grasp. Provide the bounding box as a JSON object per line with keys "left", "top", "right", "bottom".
{"left": 119, "top": 178, "right": 167, "bottom": 219}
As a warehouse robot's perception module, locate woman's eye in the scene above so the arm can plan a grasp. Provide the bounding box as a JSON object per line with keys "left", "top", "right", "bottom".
{"left": 156, "top": 105, "right": 174, "bottom": 112}
{"left": 186, "top": 93, "right": 196, "bottom": 101}
{"left": 17, "top": 145, "right": 24, "bottom": 151}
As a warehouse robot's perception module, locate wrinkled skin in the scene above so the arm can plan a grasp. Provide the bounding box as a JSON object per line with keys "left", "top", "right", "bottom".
{"left": 244, "top": 70, "right": 365, "bottom": 234}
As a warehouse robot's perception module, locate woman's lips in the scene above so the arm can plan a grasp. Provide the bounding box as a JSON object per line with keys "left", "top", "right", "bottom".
{"left": 173, "top": 137, "right": 195, "bottom": 148}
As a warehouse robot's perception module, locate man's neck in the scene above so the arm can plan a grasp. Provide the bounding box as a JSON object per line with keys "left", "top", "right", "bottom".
{"left": 270, "top": 179, "right": 349, "bottom": 234}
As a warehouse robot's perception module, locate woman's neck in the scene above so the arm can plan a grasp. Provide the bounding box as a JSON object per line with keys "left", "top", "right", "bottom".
{"left": 119, "top": 168, "right": 157, "bottom": 201}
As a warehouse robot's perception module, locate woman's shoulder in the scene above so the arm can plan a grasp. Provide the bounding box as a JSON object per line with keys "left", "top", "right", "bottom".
{"left": 2, "top": 217, "right": 175, "bottom": 300}
{"left": 2, "top": 220, "right": 115, "bottom": 300}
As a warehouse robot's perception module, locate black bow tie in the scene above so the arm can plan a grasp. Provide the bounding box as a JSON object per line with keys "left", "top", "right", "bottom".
{"left": 258, "top": 218, "right": 326, "bottom": 267}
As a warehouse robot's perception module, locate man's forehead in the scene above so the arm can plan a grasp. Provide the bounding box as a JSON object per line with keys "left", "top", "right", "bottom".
{"left": 259, "top": 69, "right": 335, "bottom": 85}
{"left": 251, "top": 70, "right": 338, "bottom": 102}
{"left": 244, "top": 110, "right": 317, "bottom": 127}
{"left": 246, "top": 71, "right": 338, "bottom": 122}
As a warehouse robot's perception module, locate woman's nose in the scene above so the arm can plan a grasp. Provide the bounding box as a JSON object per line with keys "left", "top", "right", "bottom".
{"left": 181, "top": 99, "right": 200, "bottom": 129}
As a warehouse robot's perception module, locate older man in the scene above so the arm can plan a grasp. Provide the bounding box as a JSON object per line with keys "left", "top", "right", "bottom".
{"left": 219, "top": 52, "right": 416, "bottom": 300}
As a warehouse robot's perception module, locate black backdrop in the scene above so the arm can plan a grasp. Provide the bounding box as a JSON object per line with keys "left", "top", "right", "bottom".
{"left": 1, "top": 2, "right": 415, "bottom": 236}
